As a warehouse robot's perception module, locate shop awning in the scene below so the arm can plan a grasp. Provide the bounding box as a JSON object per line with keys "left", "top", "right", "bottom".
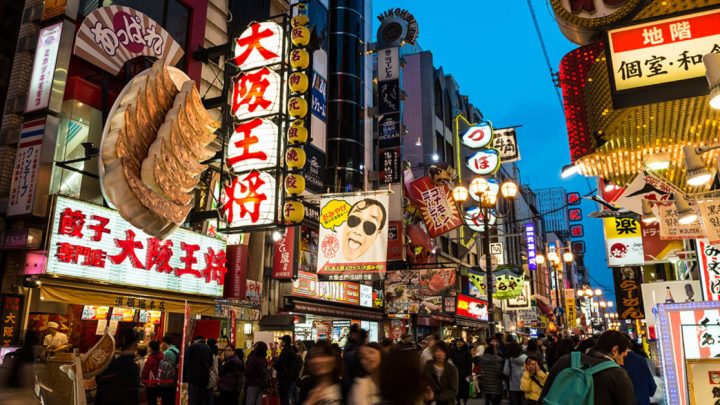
{"left": 289, "top": 298, "right": 384, "bottom": 321}
{"left": 40, "top": 279, "right": 217, "bottom": 315}
{"left": 455, "top": 318, "right": 486, "bottom": 329}
{"left": 258, "top": 315, "right": 295, "bottom": 331}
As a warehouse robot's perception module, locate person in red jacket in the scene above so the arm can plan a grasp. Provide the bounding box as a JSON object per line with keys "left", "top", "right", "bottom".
{"left": 142, "top": 340, "right": 165, "bottom": 404}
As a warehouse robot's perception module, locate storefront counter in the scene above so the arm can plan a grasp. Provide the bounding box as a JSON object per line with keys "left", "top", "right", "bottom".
{"left": 37, "top": 354, "right": 74, "bottom": 405}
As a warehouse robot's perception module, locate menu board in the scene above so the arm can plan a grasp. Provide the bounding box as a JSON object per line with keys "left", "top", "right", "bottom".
{"left": 81, "top": 305, "right": 111, "bottom": 321}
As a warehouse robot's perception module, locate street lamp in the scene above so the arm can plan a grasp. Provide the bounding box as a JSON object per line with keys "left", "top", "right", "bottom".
{"left": 594, "top": 289, "right": 603, "bottom": 296}
{"left": 535, "top": 254, "right": 545, "bottom": 264}
{"left": 585, "top": 288, "right": 593, "bottom": 296}
{"left": 563, "top": 252, "right": 574, "bottom": 263}
{"left": 458, "top": 175, "right": 517, "bottom": 337}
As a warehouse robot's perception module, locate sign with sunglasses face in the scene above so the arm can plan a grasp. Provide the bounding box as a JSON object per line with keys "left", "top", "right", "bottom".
{"left": 317, "top": 192, "right": 390, "bottom": 281}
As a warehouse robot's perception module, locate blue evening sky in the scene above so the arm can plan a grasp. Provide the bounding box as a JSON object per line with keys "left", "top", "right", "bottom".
{"left": 373, "top": 0, "right": 615, "bottom": 296}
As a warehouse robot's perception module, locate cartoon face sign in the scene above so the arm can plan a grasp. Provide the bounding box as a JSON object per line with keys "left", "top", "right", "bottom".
{"left": 610, "top": 243, "right": 628, "bottom": 258}
{"left": 341, "top": 199, "right": 387, "bottom": 261}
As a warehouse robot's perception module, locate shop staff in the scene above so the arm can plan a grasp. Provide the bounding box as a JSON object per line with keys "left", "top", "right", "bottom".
{"left": 43, "top": 321, "right": 70, "bottom": 352}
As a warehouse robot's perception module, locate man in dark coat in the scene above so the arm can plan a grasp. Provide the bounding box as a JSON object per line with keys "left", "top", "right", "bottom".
{"left": 623, "top": 350, "right": 657, "bottom": 405}
{"left": 95, "top": 329, "right": 140, "bottom": 405}
{"left": 540, "top": 330, "right": 636, "bottom": 405}
{"left": 451, "top": 338, "right": 473, "bottom": 405}
{"left": 184, "top": 336, "right": 213, "bottom": 405}
{"left": 273, "top": 335, "right": 299, "bottom": 405}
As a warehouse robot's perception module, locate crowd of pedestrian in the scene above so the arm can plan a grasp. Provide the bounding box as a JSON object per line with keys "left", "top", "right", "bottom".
{"left": 1, "top": 326, "right": 663, "bottom": 405}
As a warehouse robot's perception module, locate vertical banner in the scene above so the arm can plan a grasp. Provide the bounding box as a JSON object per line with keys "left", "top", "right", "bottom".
{"left": 603, "top": 217, "right": 644, "bottom": 266}
{"left": 386, "top": 221, "right": 405, "bottom": 261}
{"left": 525, "top": 223, "right": 537, "bottom": 270}
{"left": 612, "top": 267, "right": 645, "bottom": 319}
{"left": 7, "top": 119, "right": 46, "bottom": 216}
{"left": 229, "top": 310, "right": 237, "bottom": 346}
{"left": 25, "top": 22, "right": 63, "bottom": 113}
{"left": 317, "top": 192, "right": 390, "bottom": 281}
{"left": 698, "top": 200, "right": 720, "bottom": 245}
{"left": 491, "top": 128, "right": 521, "bottom": 162}
{"left": 223, "top": 244, "right": 249, "bottom": 299}
{"left": 697, "top": 239, "right": 720, "bottom": 301}
{"left": 564, "top": 288, "right": 577, "bottom": 327}
{"left": 1, "top": 295, "right": 24, "bottom": 347}
{"left": 272, "top": 226, "right": 299, "bottom": 279}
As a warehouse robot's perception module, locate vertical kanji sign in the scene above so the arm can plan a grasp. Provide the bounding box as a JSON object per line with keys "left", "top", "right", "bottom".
{"left": 612, "top": 266, "right": 645, "bottom": 319}
{"left": 1, "top": 294, "right": 24, "bottom": 347}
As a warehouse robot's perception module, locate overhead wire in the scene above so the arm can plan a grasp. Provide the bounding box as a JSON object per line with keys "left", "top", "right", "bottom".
{"left": 525, "top": 0, "right": 563, "bottom": 110}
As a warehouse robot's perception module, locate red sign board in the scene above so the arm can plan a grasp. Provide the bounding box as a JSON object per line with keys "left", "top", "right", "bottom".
{"left": 568, "top": 208, "right": 583, "bottom": 222}
{"left": 223, "top": 244, "right": 249, "bottom": 299}
{"left": 409, "top": 176, "right": 463, "bottom": 238}
{"left": 570, "top": 224, "right": 585, "bottom": 238}
{"left": 387, "top": 221, "right": 404, "bottom": 261}
{"left": 567, "top": 192, "right": 581, "bottom": 205}
{"left": 571, "top": 241, "right": 586, "bottom": 254}
{"left": 272, "top": 226, "right": 298, "bottom": 279}
{"left": 291, "top": 271, "right": 361, "bottom": 306}
{"left": 455, "top": 294, "right": 488, "bottom": 321}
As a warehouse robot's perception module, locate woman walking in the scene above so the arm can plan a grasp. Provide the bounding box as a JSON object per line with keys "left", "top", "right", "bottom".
{"left": 424, "top": 341, "right": 458, "bottom": 405}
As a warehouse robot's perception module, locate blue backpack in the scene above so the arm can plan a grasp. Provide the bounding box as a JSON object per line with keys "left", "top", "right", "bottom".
{"left": 543, "top": 352, "right": 618, "bottom": 405}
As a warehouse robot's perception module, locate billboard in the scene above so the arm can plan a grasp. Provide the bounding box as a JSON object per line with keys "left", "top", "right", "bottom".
{"left": 317, "top": 192, "right": 389, "bottom": 281}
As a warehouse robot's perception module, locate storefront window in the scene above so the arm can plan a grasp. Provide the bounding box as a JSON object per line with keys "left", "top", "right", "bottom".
{"left": 52, "top": 99, "right": 103, "bottom": 205}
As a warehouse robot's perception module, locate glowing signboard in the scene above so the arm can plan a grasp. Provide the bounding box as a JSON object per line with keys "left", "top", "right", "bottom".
{"left": 47, "top": 197, "right": 227, "bottom": 297}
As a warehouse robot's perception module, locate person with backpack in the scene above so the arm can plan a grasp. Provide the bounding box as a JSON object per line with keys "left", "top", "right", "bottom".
{"left": 142, "top": 341, "right": 165, "bottom": 404}
{"left": 218, "top": 344, "right": 244, "bottom": 405}
{"left": 245, "top": 341, "right": 268, "bottom": 405}
{"left": 159, "top": 336, "right": 180, "bottom": 405}
{"left": 274, "top": 335, "right": 301, "bottom": 405}
{"left": 520, "top": 355, "right": 547, "bottom": 405}
{"left": 503, "top": 341, "right": 527, "bottom": 405}
{"left": 540, "top": 330, "right": 636, "bottom": 405}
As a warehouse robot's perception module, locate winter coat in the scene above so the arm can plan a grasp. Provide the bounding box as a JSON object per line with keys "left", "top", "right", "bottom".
{"left": 141, "top": 351, "right": 164, "bottom": 386}
{"left": 183, "top": 341, "right": 212, "bottom": 386}
{"left": 245, "top": 351, "right": 268, "bottom": 388}
{"left": 503, "top": 354, "right": 528, "bottom": 391}
{"left": 622, "top": 352, "right": 657, "bottom": 405}
{"left": 451, "top": 345, "right": 473, "bottom": 378}
{"left": 540, "top": 350, "right": 636, "bottom": 405}
{"left": 477, "top": 353, "right": 504, "bottom": 396}
{"left": 273, "top": 346, "right": 295, "bottom": 382}
{"left": 95, "top": 353, "right": 140, "bottom": 405}
{"left": 520, "top": 369, "right": 547, "bottom": 401}
{"left": 424, "top": 360, "right": 459, "bottom": 405}
{"left": 218, "top": 354, "right": 244, "bottom": 393}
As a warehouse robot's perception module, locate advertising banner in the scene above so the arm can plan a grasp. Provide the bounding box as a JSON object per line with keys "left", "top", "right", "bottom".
{"left": 698, "top": 200, "right": 720, "bottom": 245}
{"left": 379, "top": 148, "right": 401, "bottom": 184}
{"left": 378, "top": 47, "right": 399, "bottom": 81}
{"left": 612, "top": 267, "right": 645, "bottom": 319}
{"left": 607, "top": 8, "right": 720, "bottom": 92}
{"left": 658, "top": 205, "right": 705, "bottom": 240}
{"left": 8, "top": 119, "right": 46, "bottom": 216}
{"left": 385, "top": 269, "right": 456, "bottom": 314}
{"left": 378, "top": 79, "right": 400, "bottom": 115}
{"left": 564, "top": 288, "right": 577, "bottom": 326}
{"left": 378, "top": 114, "right": 401, "bottom": 148}
{"left": 386, "top": 221, "right": 405, "bottom": 261}
{"left": 223, "top": 244, "right": 248, "bottom": 300}
{"left": 456, "top": 294, "right": 488, "bottom": 321}
{"left": 641, "top": 221, "right": 682, "bottom": 262}
{"left": 641, "top": 280, "right": 702, "bottom": 326}
{"left": 697, "top": 239, "right": 720, "bottom": 301}
{"left": 73, "top": 6, "right": 185, "bottom": 76}
{"left": 304, "top": 144, "right": 326, "bottom": 194}
{"left": 525, "top": 223, "right": 537, "bottom": 270}
{"left": 409, "top": 176, "right": 463, "bottom": 238}
{"left": 25, "top": 23, "right": 63, "bottom": 113}
{"left": 47, "top": 197, "right": 227, "bottom": 297}
{"left": 491, "top": 128, "right": 521, "bottom": 162}
{"left": 291, "top": 271, "right": 360, "bottom": 306}
{"left": 505, "top": 281, "right": 531, "bottom": 310}
{"left": 611, "top": 171, "right": 674, "bottom": 214}
{"left": 317, "top": 192, "right": 389, "bottom": 281}
{"left": 272, "top": 226, "right": 299, "bottom": 279}
{"left": 603, "top": 217, "right": 644, "bottom": 266}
